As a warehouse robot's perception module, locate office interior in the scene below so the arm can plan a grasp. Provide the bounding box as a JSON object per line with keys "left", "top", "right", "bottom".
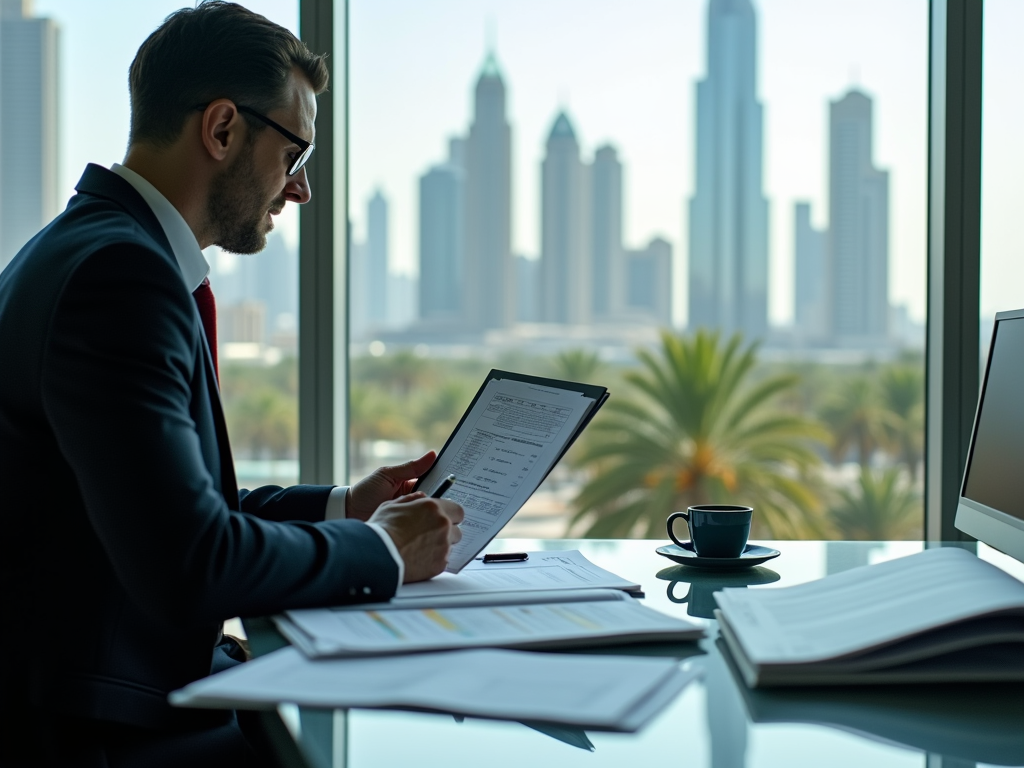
{"left": 1, "top": 1, "right": 1020, "bottom": 766}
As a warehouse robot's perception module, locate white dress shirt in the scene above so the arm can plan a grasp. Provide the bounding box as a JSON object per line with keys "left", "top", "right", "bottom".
{"left": 109, "top": 163, "right": 404, "bottom": 587}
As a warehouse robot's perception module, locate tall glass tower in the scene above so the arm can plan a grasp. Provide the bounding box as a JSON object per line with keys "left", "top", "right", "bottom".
{"left": 688, "top": 0, "right": 768, "bottom": 341}
{"left": 829, "top": 89, "right": 889, "bottom": 344}
{"left": 590, "top": 145, "right": 622, "bottom": 320}
{"left": 463, "top": 51, "right": 513, "bottom": 331}
{"left": 540, "top": 112, "right": 590, "bottom": 326}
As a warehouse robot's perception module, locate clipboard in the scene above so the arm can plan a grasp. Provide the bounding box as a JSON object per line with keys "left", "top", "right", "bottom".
{"left": 412, "top": 369, "right": 609, "bottom": 569}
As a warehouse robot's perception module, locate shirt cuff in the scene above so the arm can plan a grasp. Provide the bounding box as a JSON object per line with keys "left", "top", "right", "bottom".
{"left": 366, "top": 522, "right": 405, "bottom": 587}
{"left": 325, "top": 486, "right": 348, "bottom": 520}
{"left": 324, "top": 486, "right": 405, "bottom": 588}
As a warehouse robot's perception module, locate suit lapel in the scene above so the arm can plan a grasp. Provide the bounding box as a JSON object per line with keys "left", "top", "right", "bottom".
{"left": 75, "top": 164, "right": 241, "bottom": 509}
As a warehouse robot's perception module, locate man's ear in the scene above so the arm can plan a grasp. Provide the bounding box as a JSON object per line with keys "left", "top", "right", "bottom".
{"left": 199, "top": 99, "right": 243, "bottom": 164}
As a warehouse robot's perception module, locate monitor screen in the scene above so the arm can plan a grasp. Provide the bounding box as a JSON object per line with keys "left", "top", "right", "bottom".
{"left": 962, "top": 314, "right": 1024, "bottom": 524}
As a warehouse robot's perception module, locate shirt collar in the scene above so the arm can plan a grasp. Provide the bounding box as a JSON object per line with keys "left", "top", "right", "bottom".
{"left": 110, "top": 163, "right": 209, "bottom": 293}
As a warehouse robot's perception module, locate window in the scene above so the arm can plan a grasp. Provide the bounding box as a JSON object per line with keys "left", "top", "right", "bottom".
{"left": 981, "top": 0, "right": 1024, "bottom": 354}
{"left": 346, "top": 0, "right": 928, "bottom": 541}
{"left": 14, "top": 0, "right": 301, "bottom": 490}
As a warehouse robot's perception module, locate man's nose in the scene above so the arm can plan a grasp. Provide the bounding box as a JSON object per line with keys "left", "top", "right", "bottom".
{"left": 285, "top": 165, "right": 312, "bottom": 204}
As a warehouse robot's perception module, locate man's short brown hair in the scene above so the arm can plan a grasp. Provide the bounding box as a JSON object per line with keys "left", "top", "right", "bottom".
{"left": 128, "top": 1, "right": 328, "bottom": 147}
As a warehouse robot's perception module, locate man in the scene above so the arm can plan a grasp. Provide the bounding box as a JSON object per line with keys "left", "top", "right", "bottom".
{"left": 0, "top": 3, "right": 463, "bottom": 765}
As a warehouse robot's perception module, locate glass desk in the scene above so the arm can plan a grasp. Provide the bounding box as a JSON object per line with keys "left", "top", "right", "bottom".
{"left": 243, "top": 540, "right": 1024, "bottom": 768}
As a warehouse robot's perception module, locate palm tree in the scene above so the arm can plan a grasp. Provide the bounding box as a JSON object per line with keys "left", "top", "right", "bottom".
{"left": 830, "top": 467, "right": 922, "bottom": 540}
{"left": 569, "top": 330, "right": 828, "bottom": 539}
{"left": 549, "top": 348, "right": 603, "bottom": 384}
{"left": 819, "top": 376, "right": 894, "bottom": 468}
{"left": 879, "top": 366, "right": 925, "bottom": 482}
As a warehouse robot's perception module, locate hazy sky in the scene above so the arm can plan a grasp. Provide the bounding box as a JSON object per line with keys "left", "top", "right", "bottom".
{"left": 32, "top": 0, "right": 1024, "bottom": 327}
{"left": 350, "top": 0, "right": 928, "bottom": 326}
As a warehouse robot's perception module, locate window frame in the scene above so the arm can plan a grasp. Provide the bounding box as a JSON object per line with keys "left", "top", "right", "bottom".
{"left": 299, "top": 0, "right": 986, "bottom": 540}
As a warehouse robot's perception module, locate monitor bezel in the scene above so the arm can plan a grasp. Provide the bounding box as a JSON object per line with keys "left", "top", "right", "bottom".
{"left": 955, "top": 307, "right": 1024, "bottom": 562}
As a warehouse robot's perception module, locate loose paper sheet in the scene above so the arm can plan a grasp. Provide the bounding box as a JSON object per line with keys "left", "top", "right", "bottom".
{"left": 394, "top": 550, "right": 640, "bottom": 601}
{"left": 171, "top": 647, "right": 700, "bottom": 731}
{"left": 415, "top": 379, "right": 596, "bottom": 571}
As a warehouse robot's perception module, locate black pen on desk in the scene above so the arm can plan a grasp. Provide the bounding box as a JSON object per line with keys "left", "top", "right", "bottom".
{"left": 430, "top": 474, "right": 456, "bottom": 498}
{"left": 482, "top": 552, "right": 529, "bottom": 563}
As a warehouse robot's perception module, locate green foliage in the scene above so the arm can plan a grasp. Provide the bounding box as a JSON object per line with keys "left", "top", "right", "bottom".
{"left": 878, "top": 366, "right": 925, "bottom": 481}
{"left": 830, "top": 467, "right": 922, "bottom": 540}
{"left": 819, "top": 375, "right": 896, "bottom": 467}
{"left": 221, "top": 357, "right": 298, "bottom": 460}
{"left": 217, "top": 343, "right": 929, "bottom": 543}
{"left": 568, "top": 330, "right": 829, "bottom": 539}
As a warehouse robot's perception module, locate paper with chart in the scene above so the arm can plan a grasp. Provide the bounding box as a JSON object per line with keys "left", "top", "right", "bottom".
{"left": 277, "top": 589, "right": 702, "bottom": 658}
{"left": 417, "top": 377, "right": 597, "bottom": 572}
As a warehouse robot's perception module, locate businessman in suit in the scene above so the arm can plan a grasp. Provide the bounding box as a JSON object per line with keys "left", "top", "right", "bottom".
{"left": 0, "top": 3, "right": 462, "bottom": 765}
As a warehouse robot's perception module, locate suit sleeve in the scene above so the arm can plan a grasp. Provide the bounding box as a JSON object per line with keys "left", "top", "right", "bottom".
{"left": 238, "top": 484, "right": 334, "bottom": 523}
{"left": 41, "top": 245, "right": 398, "bottom": 625}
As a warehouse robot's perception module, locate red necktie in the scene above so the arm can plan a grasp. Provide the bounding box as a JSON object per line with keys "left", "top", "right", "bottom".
{"left": 193, "top": 277, "right": 219, "bottom": 381}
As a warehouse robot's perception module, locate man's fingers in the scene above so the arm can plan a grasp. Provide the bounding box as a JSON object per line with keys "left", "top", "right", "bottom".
{"left": 448, "top": 524, "right": 463, "bottom": 545}
{"left": 439, "top": 500, "right": 464, "bottom": 525}
{"left": 393, "top": 491, "right": 426, "bottom": 503}
{"left": 380, "top": 451, "right": 436, "bottom": 481}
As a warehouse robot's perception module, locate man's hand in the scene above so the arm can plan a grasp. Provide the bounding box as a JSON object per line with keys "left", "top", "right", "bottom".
{"left": 369, "top": 493, "right": 465, "bottom": 583}
{"left": 347, "top": 452, "right": 436, "bottom": 521}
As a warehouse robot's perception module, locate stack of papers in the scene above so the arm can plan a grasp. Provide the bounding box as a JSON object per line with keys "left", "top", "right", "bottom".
{"left": 715, "top": 546, "right": 1024, "bottom": 686}
{"left": 275, "top": 550, "right": 702, "bottom": 658}
{"left": 170, "top": 646, "right": 702, "bottom": 732}
{"left": 171, "top": 549, "right": 704, "bottom": 730}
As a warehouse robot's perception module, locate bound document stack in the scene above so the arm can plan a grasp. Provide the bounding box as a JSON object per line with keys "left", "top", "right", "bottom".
{"left": 715, "top": 546, "right": 1024, "bottom": 687}
{"left": 276, "top": 550, "right": 703, "bottom": 658}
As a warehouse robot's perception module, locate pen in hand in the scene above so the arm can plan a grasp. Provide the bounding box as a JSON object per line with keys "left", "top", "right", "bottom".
{"left": 430, "top": 474, "right": 457, "bottom": 499}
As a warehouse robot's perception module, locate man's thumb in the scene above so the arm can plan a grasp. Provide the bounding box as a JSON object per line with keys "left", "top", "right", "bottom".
{"left": 381, "top": 451, "right": 436, "bottom": 480}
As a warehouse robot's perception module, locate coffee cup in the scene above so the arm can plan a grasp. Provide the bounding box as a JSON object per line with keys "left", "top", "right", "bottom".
{"left": 666, "top": 505, "right": 753, "bottom": 559}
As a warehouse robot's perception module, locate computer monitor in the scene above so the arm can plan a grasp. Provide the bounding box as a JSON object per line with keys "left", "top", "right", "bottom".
{"left": 955, "top": 308, "right": 1024, "bottom": 562}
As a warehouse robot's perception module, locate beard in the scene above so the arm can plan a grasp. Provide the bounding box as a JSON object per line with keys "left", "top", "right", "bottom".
{"left": 206, "top": 145, "right": 284, "bottom": 255}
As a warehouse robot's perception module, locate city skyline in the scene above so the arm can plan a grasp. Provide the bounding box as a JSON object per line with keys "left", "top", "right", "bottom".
{"left": 34, "top": 1, "right": 1024, "bottom": 329}
{"left": 355, "top": 2, "right": 892, "bottom": 344}
{"left": 350, "top": 0, "right": 929, "bottom": 329}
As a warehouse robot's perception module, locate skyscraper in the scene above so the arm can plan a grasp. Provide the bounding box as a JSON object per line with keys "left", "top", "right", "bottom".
{"left": 828, "top": 89, "right": 889, "bottom": 344}
{"left": 688, "top": 0, "right": 768, "bottom": 340}
{"left": 591, "top": 144, "right": 623, "bottom": 319}
{"left": 348, "top": 222, "right": 371, "bottom": 341}
{"left": 540, "top": 111, "right": 590, "bottom": 326}
{"left": 0, "top": 0, "right": 60, "bottom": 270}
{"left": 626, "top": 237, "right": 673, "bottom": 327}
{"left": 366, "top": 190, "right": 389, "bottom": 328}
{"left": 515, "top": 254, "right": 539, "bottom": 322}
{"left": 418, "top": 142, "right": 464, "bottom": 322}
{"left": 463, "top": 51, "right": 514, "bottom": 332}
{"left": 793, "top": 202, "right": 827, "bottom": 342}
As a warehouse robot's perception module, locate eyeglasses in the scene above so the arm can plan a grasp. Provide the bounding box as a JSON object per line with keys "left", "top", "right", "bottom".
{"left": 195, "top": 103, "right": 314, "bottom": 176}
{"left": 237, "top": 106, "right": 314, "bottom": 176}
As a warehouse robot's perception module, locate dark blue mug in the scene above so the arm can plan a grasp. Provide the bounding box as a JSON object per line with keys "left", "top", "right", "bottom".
{"left": 666, "top": 505, "right": 753, "bottom": 559}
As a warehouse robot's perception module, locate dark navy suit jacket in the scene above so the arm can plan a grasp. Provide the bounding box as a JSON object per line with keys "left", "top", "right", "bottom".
{"left": 0, "top": 164, "right": 397, "bottom": 731}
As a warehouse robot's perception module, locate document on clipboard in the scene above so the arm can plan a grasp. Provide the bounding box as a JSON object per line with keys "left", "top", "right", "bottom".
{"left": 413, "top": 370, "right": 608, "bottom": 572}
